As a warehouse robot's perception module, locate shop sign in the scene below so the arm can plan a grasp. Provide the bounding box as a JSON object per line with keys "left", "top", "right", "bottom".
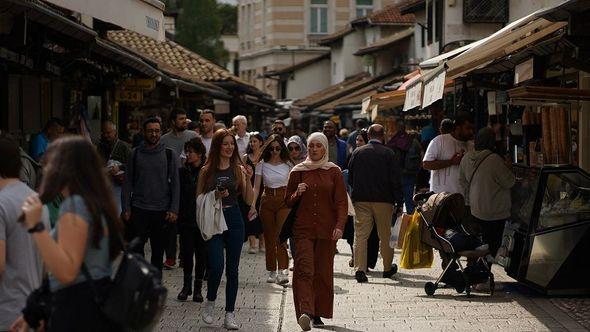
{"left": 403, "top": 81, "right": 422, "bottom": 112}
{"left": 514, "top": 58, "right": 534, "bottom": 84}
{"left": 115, "top": 89, "right": 143, "bottom": 102}
{"left": 121, "top": 78, "right": 156, "bottom": 90}
{"left": 422, "top": 69, "right": 446, "bottom": 109}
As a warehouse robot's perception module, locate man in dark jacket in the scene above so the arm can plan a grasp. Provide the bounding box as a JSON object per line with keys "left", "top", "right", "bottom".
{"left": 177, "top": 138, "right": 207, "bottom": 303}
{"left": 97, "top": 120, "right": 131, "bottom": 214}
{"left": 122, "top": 117, "right": 180, "bottom": 272}
{"left": 348, "top": 124, "right": 403, "bottom": 283}
{"left": 323, "top": 120, "right": 347, "bottom": 168}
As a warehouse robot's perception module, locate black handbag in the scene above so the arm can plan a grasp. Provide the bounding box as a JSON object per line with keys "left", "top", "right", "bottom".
{"left": 279, "top": 172, "right": 303, "bottom": 244}
{"left": 22, "top": 278, "right": 52, "bottom": 329}
{"left": 82, "top": 238, "right": 167, "bottom": 330}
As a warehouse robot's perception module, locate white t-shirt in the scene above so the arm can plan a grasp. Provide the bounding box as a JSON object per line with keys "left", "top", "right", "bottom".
{"left": 255, "top": 161, "right": 292, "bottom": 188}
{"left": 202, "top": 136, "right": 212, "bottom": 155}
{"left": 423, "top": 134, "right": 474, "bottom": 195}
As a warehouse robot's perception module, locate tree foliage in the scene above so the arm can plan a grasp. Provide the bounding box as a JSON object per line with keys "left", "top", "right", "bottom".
{"left": 175, "top": 0, "right": 234, "bottom": 66}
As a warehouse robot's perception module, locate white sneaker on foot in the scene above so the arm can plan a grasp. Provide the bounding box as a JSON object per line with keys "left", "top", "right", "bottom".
{"left": 248, "top": 247, "right": 258, "bottom": 254}
{"left": 201, "top": 300, "right": 215, "bottom": 325}
{"left": 267, "top": 271, "right": 277, "bottom": 283}
{"left": 277, "top": 269, "right": 289, "bottom": 285}
{"left": 298, "top": 313, "right": 312, "bottom": 331}
{"left": 224, "top": 312, "right": 239, "bottom": 330}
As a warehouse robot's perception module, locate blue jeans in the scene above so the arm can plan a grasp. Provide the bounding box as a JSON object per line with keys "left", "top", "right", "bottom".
{"left": 206, "top": 205, "right": 245, "bottom": 312}
{"left": 401, "top": 175, "right": 416, "bottom": 214}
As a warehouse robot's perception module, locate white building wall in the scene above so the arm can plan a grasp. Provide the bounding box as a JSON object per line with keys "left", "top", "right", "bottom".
{"left": 510, "top": 0, "right": 564, "bottom": 22}
{"left": 286, "top": 58, "right": 331, "bottom": 100}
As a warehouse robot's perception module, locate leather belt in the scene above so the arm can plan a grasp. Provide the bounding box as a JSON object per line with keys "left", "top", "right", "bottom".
{"left": 264, "top": 186, "right": 286, "bottom": 196}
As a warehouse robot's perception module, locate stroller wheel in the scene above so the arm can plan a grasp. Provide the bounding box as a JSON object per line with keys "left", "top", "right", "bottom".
{"left": 489, "top": 275, "right": 495, "bottom": 296}
{"left": 424, "top": 282, "right": 436, "bottom": 296}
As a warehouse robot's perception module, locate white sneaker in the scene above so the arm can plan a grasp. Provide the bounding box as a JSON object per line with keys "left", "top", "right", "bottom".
{"left": 201, "top": 300, "right": 215, "bottom": 325}
{"left": 248, "top": 247, "right": 258, "bottom": 254}
{"left": 267, "top": 271, "right": 277, "bottom": 283}
{"left": 224, "top": 312, "right": 239, "bottom": 330}
{"left": 277, "top": 269, "right": 289, "bottom": 285}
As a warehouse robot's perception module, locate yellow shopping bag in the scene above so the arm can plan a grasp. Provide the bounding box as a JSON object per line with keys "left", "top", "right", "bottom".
{"left": 399, "top": 211, "right": 433, "bottom": 269}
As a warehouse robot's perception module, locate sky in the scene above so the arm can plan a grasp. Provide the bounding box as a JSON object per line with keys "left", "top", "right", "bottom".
{"left": 217, "top": 0, "right": 237, "bottom": 4}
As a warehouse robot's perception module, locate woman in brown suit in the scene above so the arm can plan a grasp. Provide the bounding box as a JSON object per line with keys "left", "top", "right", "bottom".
{"left": 285, "top": 132, "right": 348, "bottom": 331}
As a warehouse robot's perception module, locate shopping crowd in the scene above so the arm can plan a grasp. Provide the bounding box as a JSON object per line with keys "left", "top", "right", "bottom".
{"left": 0, "top": 107, "right": 515, "bottom": 331}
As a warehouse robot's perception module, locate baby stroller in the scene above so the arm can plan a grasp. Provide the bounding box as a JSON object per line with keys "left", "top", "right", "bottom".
{"left": 413, "top": 192, "right": 494, "bottom": 297}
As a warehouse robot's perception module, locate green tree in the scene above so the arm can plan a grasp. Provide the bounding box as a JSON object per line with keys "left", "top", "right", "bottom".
{"left": 218, "top": 3, "right": 238, "bottom": 35}
{"left": 176, "top": 0, "right": 228, "bottom": 65}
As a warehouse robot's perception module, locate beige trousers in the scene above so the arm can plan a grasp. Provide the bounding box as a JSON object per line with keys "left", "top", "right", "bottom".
{"left": 353, "top": 202, "right": 394, "bottom": 272}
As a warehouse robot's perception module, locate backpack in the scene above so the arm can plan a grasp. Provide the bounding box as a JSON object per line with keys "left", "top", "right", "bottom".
{"left": 82, "top": 238, "right": 167, "bottom": 330}
{"left": 402, "top": 139, "right": 422, "bottom": 175}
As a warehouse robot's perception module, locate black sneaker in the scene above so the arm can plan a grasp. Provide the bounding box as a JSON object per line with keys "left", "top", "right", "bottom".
{"left": 312, "top": 316, "right": 325, "bottom": 327}
{"left": 355, "top": 271, "right": 368, "bottom": 283}
{"left": 383, "top": 264, "right": 398, "bottom": 278}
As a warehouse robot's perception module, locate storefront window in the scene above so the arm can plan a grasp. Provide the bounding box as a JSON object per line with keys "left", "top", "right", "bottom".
{"left": 538, "top": 173, "right": 590, "bottom": 229}
{"left": 511, "top": 167, "right": 540, "bottom": 226}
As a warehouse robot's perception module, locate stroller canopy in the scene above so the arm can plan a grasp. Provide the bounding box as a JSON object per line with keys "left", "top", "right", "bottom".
{"left": 421, "top": 192, "right": 469, "bottom": 229}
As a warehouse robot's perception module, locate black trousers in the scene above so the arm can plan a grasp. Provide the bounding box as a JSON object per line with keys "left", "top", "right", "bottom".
{"left": 127, "top": 207, "right": 167, "bottom": 271}
{"left": 48, "top": 279, "right": 120, "bottom": 332}
{"left": 165, "top": 223, "right": 178, "bottom": 261}
{"left": 179, "top": 225, "right": 207, "bottom": 281}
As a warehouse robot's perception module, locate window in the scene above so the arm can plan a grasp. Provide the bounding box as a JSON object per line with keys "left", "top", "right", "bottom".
{"left": 310, "top": 0, "right": 328, "bottom": 34}
{"left": 355, "top": 0, "right": 373, "bottom": 18}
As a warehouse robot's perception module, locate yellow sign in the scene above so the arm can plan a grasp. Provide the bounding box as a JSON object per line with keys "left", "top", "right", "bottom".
{"left": 121, "top": 78, "right": 156, "bottom": 90}
{"left": 115, "top": 89, "right": 143, "bottom": 102}
{"left": 330, "top": 115, "right": 340, "bottom": 124}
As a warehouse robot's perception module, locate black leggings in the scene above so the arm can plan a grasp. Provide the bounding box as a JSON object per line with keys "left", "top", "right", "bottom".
{"left": 179, "top": 225, "right": 207, "bottom": 281}
{"left": 48, "top": 279, "right": 119, "bottom": 332}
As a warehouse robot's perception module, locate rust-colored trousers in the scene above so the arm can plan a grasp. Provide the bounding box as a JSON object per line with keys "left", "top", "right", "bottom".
{"left": 292, "top": 238, "right": 336, "bottom": 319}
{"left": 259, "top": 188, "right": 290, "bottom": 271}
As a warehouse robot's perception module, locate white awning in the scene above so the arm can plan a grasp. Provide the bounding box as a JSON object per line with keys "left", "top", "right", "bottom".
{"left": 422, "top": 66, "right": 446, "bottom": 109}
{"left": 403, "top": 80, "right": 422, "bottom": 112}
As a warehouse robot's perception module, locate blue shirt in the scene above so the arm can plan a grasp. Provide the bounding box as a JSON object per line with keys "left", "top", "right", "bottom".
{"left": 49, "top": 195, "right": 111, "bottom": 291}
{"left": 30, "top": 132, "right": 48, "bottom": 160}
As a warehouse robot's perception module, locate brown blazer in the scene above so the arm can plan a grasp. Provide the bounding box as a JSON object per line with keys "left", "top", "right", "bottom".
{"left": 285, "top": 167, "right": 348, "bottom": 239}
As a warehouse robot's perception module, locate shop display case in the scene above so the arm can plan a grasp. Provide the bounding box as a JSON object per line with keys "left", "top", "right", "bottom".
{"left": 497, "top": 165, "right": 590, "bottom": 295}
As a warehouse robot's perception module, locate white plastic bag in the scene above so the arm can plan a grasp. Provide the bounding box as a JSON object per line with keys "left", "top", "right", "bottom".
{"left": 389, "top": 214, "right": 402, "bottom": 249}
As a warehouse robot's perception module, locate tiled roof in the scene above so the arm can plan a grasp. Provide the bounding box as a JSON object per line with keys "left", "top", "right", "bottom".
{"left": 265, "top": 53, "right": 330, "bottom": 76}
{"left": 399, "top": 0, "right": 425, "bottom": 15}
{"left": 318, "top": 26, "right": 355, "bottom": 45}
{"left": 316, "top": 72, "right": 404, "bottom": 111}
{"left": 294, "top": 71, "right": 403, "bottom": 109}
{"left": 107, "top": 29, "right": 254, "bottom": 88}
{"left": 354, "top": 28, "right": 414, "bottom": 55}
{"left": 352, "top": 4, "right": 415, "bottom": 26}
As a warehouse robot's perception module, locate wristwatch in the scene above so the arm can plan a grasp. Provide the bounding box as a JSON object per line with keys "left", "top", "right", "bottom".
{"left": 27, "top": 222, "right": 46, "bottom": 234}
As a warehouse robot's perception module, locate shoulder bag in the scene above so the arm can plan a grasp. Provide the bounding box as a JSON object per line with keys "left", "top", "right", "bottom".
{"left": 279, "top": 171, "right": 304, "bottom": 244}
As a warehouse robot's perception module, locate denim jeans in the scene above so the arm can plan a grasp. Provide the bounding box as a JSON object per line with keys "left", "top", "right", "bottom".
{"left": 206, "top": 205, "right": 245, "bottom": 312}
{"left": 401, "top": 175, "right": 416, "bottom": 214}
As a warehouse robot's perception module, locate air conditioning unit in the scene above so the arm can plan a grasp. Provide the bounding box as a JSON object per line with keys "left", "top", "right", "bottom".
{"left": 463, "top": 0, "right": 508, "bottom": 23}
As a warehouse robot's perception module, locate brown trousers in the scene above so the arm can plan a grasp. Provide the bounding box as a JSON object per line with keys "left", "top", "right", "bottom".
{"left": 292, "top": 238, "right": 336, "bottom": 319}
{"left": 259, "top": 189, "right": 290, "bottom": 271}
{"left": 353, "top": 202, "right": 394, "bottom": 272}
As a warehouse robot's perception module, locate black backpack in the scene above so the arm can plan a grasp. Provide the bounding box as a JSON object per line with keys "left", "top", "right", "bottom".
{"left": 82, "top": 238, "right": 167, "bottom": 330}
{"left": 402, "top": 139, "right": 422, "bottom": 175}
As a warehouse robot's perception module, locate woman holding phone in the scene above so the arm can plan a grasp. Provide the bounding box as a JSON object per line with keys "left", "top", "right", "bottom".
{"left": 196, "top": 129, "right": 254, "bottom": 330}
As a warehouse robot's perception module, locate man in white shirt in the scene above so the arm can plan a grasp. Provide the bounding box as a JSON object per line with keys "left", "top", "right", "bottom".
{"left": 233, "top": 115, "right": 250, "bottom": 157}
{"left": 199, "top": 109, "right": 216, "bottom": 153}
{"left": 423, "top": 112, "right": 475, "bottom": 196}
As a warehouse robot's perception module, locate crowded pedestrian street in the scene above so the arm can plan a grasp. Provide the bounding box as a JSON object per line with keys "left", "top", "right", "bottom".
{"left": 3, "top": 0, "right": 590, "bottom": 331}
{"left": 155, "top": 242, "right": 590, "bottom": 331}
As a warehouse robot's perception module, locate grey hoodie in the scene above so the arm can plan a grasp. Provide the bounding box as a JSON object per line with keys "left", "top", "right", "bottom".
{"left": 122, "top": 142, "right": 180, "bottom": 213}
{"left": 459, "top": 150, "right": 515, "bottom": 221}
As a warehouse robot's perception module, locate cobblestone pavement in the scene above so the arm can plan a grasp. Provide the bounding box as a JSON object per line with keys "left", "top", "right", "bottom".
{"left": 157, "top": 241, "right": 589, "bottom": 332}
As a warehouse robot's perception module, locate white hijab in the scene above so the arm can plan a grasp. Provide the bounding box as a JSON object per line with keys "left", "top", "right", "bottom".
{"left": 291, "top": 132, "right": 339, "bottom": 172}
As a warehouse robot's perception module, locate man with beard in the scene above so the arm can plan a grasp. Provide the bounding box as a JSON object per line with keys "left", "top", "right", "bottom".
{"left": 199, "top": 109, "right": 216, "bottom": 153}
{"left": 160, "top": 108, "right": 196, "bottom": 269}
{"left": 122, "top": 117, "right": 180, "bottom": 272}
{"left": 323, "top": 120, "right": 347, "bottom": 169}
{"left": 97, "top": 120, "right": 131, "bottom": 213}
{"left": 161, "top": 108, "right": 198, "bottom": 164}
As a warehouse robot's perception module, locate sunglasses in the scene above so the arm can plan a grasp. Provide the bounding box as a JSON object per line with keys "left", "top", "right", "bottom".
{"left": 270, "top": 146, "right": 282, "bottom": 152}
{"left": 288, "top": 146, "right": 301, "bottom": 152}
